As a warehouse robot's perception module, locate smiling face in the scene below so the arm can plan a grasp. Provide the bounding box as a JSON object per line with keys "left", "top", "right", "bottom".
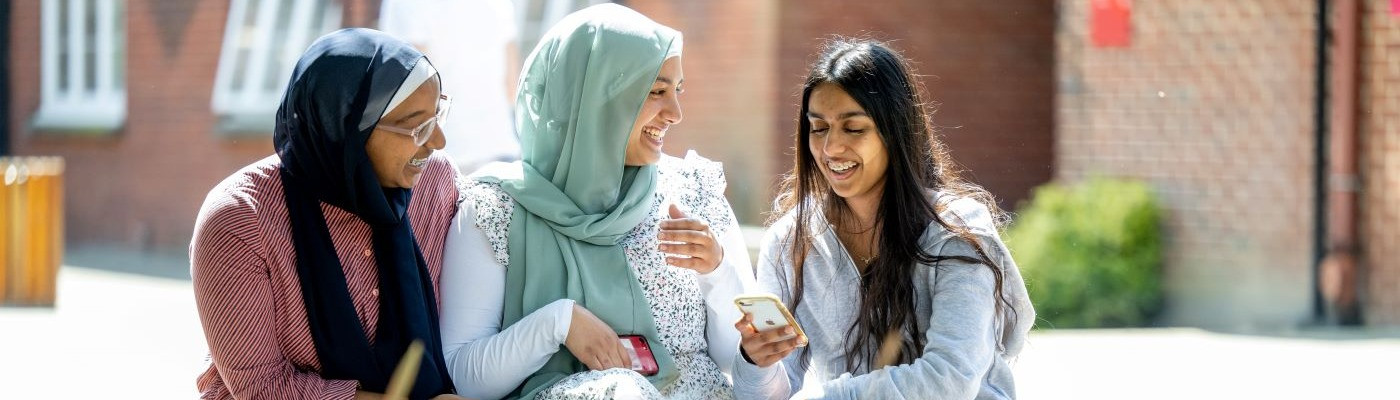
{"left": 366, "top": 75, "right": 446, "bottom": 188}
{"left": 622, "top": 56, "right": 684, "bottom": 166}
{"left": 806, "top": 81, "right": 889, "bottom": 210}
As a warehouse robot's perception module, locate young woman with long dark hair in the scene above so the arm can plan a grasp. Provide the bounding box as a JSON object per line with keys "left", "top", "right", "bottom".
{"left": 732, "top": 38, "right": 1035, "bottom": 399}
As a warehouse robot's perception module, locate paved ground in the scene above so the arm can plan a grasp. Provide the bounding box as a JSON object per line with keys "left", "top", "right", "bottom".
{"left": 2, "top": 247, "right": 1398, "bottom": 399}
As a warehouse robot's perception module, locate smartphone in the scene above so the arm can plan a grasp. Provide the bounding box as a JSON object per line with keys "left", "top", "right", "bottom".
{"left": 619, "top": 335, "right": 659, "bottom": 376}
{"left": 733, "top": 294, "right": 808, "bottom": 347}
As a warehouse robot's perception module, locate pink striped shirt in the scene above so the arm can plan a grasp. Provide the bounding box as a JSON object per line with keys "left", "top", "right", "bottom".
{"left": 190, "top": 154, "right": 459, "bottom": 399}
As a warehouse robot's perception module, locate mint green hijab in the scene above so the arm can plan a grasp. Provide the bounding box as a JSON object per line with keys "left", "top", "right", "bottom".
{"left": 475, "top": 4, "right": 682, "bottom": 398}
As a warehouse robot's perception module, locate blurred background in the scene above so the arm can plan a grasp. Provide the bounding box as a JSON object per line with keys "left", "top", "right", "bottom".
{"left": 2, "top": 0, "right": 1399, "bottom": 398}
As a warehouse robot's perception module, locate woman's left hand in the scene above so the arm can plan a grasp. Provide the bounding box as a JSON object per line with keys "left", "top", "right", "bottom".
{"left": 658, "top": 204, "right": 724, "bottom": 274}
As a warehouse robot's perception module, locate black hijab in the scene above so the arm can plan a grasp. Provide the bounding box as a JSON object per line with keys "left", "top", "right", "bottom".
{"left": 273, "top": 28, "right": 451, "bottom": 398}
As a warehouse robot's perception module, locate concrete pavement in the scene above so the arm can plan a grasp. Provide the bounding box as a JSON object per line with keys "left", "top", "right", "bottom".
{"left": 2, "top": 248, "right": 1398, "bottom": 399}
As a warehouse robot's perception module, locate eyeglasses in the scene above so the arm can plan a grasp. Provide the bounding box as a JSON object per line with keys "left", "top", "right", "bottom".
{"left": 376, "top": 93, "right": 452, "bottom": 147}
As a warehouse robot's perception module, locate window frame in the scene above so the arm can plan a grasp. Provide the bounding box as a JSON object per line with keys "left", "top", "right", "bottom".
{"left": 32, "top": 0, "right": 127, "bottom": 133}
{"left": 210, "top": 0, "right": 341, "bottom": 134}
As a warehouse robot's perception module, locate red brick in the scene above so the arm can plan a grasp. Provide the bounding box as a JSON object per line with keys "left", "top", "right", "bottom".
{"left": 1056, "top": 0, "right": 1319, "bottom": 328}
{"left": 7, "top": 0, "right": 378, "bottom": 250}
{"left": 1360, "top": 0, "right": 1400, "bottom": 325}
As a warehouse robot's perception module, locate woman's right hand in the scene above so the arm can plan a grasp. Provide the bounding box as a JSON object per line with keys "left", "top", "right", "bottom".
{"left": 564, "top": 304, "right": 632, "bottom": 371}
{"left": 735, "top": 313, "right": 801, "bottom": 368}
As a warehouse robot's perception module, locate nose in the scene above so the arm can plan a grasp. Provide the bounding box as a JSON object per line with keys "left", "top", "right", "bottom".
{"left": 661, "top": 92, "right": 683, "bottom": 125}
{"left": 424, "top": 122, "right": 446, "bottom": 151}
{"left": 820, "top": 131, "right": 845, "bottom": 158}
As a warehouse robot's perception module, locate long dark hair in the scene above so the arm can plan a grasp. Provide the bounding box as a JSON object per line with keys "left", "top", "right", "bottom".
{"left": 772, "top": 37, "right": 1016, "bottom": 373}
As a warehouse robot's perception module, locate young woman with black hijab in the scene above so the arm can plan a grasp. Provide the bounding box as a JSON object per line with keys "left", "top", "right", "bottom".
{"left": 190, "top": 29, "right": 467, "bottom": 399}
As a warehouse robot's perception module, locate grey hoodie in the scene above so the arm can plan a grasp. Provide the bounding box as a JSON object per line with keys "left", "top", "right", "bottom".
{"left": 733, "top": 192, "right": 1035, "bottom": 399}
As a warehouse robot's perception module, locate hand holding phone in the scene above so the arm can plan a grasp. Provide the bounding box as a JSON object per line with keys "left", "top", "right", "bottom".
{"left": 564, "top": 304, "right": 631, "bottom": 372}
{"left": 734, "top": 294, "right": 807, "bottom": 368}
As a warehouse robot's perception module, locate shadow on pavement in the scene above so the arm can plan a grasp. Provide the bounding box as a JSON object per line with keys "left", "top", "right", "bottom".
{"left": 1201, "top": 325, "right": 1400, "bottom": 341}
{"left": 62, "top": 245, "right": 192, "bottom": 281}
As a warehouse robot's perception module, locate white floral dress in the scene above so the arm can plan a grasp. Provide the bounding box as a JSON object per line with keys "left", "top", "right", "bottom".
{"left": 462, "top": 152, "right": 739, "bottom": 400}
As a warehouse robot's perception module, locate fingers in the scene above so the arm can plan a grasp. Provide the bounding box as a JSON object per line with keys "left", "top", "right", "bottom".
{"left": 616, "top": 340, "right": 634, "bottom": 370}
{"left": 599, "top": 335, "right": 627, "bottom": 370}
{"left": 734, "top": 314, "right": 758, "bottom": 337}
{"left": 753, "top": 342, "right": 797, "bottom": 366}
{"left": 668, "top": 203, "right": 686, "bottom": 219}
{"left": 736, "top": 315, "right": 801, "bottom": 366}
{"left": 749, "top": 336, "right": 800, "bottom": 366}
{"left": 581, "top": 354, "right": 604, "bottom": 371}
{"left": 755, "top": 332, "right": 801, "bottom": 354}
{"left": 659, "top": 216, "right": 707, "bottom": 231}
{"left": 599, "top": 336, "right": 625, "bottom": 371}
{"left": 657, "top": 228, "right": 711, "bottom": 244}
{"left": 658, "top": 241, "right": 706, "bottom": 257}
{"left": 566, "top": 305, "right": 632, "bottom": 371}
{"left": 660, "top": 227, "right": 722, "bottom": 273}
{"left": 666, "top": 256, "right": 713, "bottom": 271}
{"left": 758, "top": 326, "right": 799, "bottom": 343}
{"left": 584, "top": 341, "right": 627, "bottom": 371}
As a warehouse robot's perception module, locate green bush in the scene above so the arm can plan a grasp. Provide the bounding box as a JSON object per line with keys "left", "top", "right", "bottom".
{"left": 1004, "top": 177, "right": 1163, "bottom": 328}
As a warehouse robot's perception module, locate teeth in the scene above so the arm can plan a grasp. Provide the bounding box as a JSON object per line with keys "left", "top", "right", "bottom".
{"left": 409, "top": 157, "right": 428, "bottom": 168}
{"left": 828, "top": 160, "right": 858, "bottom": 172}
{"left": 644, "top": 126, "right": 666, "bottom": 140}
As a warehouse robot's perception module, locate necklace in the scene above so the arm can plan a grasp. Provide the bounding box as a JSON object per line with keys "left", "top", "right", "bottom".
{"left": 831, "top": 211, "right": 879, "bottom": 267}
{"left": 857, "top": 254, "right": 876, "bottom": 265}
{"left": 840, "top": 234, "right": 877, "bottom": 266}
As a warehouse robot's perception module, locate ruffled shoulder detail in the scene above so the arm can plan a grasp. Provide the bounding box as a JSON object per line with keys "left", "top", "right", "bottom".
{"left": 657, "top": 150, "right": 736, "bottom": 237}
{"left": 461, "top": 178, "right": 515, "bottom": 267}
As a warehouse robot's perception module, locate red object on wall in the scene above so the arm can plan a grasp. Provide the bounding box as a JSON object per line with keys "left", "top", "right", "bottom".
{"left": 1392, "top": 0, "right": 1400, "bottom": 16}
{"left": 1092, "top": 0, "right": 1132, "bottom": 47}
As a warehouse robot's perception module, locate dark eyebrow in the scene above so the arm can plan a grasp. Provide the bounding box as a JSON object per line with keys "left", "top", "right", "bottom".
{"left": 393, "top": 110, "right": 426, "bottom": 125}
{"left": 806, "top": 111, "right": 868, "bottom": 120}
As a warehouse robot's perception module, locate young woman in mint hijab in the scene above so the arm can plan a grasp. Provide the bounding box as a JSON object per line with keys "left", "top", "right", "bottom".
{"left": 437, "top": 4, "right": 754, "bottom": 400}
{"left": 191, "top": 29, "right": 467, "bottom": 399}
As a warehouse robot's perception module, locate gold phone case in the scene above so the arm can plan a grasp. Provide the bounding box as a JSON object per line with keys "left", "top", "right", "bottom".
{"left": 734, "top": 293, "right": 809, "bottom": 347}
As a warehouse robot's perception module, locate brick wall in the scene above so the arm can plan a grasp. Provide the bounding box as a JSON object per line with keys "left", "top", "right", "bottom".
{"left": 7, "top": 0, "right": 376, "bottom": 251}
{"left": 10, "top": 0, "right": 260, "bottom": 250}
{"left": 624, "top": 0, "right": 782, "bottom": 224}
{"left": 630, "top": 0, "right": 1056, "bottom": 223}
{"left": 1056, "top": 0, "right": 1318, "bottom": 328}
{"left": 1360, "top": 0, "right": 1400, "bottom": 325}
{"left": 7, "top": 0, "right": 1055, "bottom": 248}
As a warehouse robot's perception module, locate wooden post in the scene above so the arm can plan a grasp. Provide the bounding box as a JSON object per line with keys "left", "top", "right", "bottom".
{"left": 0, "top": 157, "right": 63, "bottom": 306}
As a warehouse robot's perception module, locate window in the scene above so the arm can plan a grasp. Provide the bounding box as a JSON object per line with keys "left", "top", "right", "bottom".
{"left": 212, "top": 0, "right": 340, "bottom": 133}
{"left": 33, "top": 0, "right": 127, "bottom": 132}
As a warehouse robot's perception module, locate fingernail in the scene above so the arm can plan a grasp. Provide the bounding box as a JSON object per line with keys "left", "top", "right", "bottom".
{"left": 783, "top": 327, "right": 794, "bottom": 335}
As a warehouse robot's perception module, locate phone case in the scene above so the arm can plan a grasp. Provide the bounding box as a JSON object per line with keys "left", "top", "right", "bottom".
{"left": 733, "top": 294, "right": 809, "bottom": 347}
{"left": 619, "top": 335, "right": 659, "bottom": 376}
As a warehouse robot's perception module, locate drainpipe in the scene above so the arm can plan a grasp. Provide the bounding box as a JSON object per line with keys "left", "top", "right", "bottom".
{"left": 1319, "top": 0, "right": 1362, "bottom": 325}
{"left": 1312, "top": 0, "right": 1329, "bottom": 323}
